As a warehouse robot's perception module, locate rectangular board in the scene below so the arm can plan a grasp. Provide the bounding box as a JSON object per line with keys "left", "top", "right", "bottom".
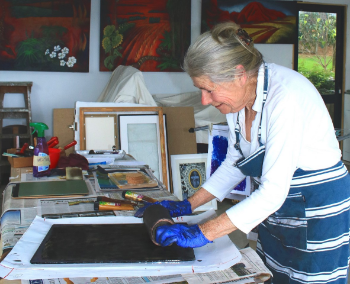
{"left": 12, "top": 180, "right": 89, "bottom": 198}
{"left": 30, "top": 224, "right": 195, "bottom": 264}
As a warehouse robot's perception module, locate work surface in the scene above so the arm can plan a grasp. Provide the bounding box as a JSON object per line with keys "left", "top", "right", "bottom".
{"left": 0, "top": 167, "right": 269, "bottom": 283}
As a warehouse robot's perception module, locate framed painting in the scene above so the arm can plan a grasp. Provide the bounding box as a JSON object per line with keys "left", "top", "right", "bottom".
{"left": 171, "top": 154, "right": 217, "bottom": 212}
{"left": 0, "top": 0, "right": 91, "bottom": 72}
{"left": 118, "top": 114, "right": 170, "bottom": 190}
{"left": 201, "top": 0, "right": 297, "bottom": 44}
{"left": 100, "top": 0, "right": 191, "bottom": 72}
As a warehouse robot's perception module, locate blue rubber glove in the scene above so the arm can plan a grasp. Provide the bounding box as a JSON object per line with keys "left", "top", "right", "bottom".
{"left": 134, "top": 199, "right": 192, "bottom": 218}
{"left": 155, "top": 224, "right": 212, "bottom": 248}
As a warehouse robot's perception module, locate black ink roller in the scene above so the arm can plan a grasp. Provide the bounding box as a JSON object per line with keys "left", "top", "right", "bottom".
{"left": 143, "top": 204, "right": 174, "bottom": 246}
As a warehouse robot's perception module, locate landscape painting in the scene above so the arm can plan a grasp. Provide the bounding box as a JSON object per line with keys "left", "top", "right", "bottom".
{"left": 201, "top": 0, "right": 297, "bottom": 44}
{"left": 100, "top": 0, "right": 191, "bottom": 72}
{"left": 0, "top": 0, "right": 91, "bottom": 72}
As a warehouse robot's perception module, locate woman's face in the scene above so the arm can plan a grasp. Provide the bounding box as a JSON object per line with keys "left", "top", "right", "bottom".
{"left": 192, "top": 74, "right": 255, "bottom": 114}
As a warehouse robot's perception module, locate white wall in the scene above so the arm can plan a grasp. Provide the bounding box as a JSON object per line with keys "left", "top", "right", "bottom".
{"left": 0, "top": 0, "right": 348, "bottom": 138}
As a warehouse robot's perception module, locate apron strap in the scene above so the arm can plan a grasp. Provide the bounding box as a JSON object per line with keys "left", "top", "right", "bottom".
{"left": 234, "top": 113, "right": 244, "bottom": 157}
{"left": 257, "top": 63, "right": 268, "bottom": 146}
{"left": 234, "top": 63, "right": 269, "bottom": 153}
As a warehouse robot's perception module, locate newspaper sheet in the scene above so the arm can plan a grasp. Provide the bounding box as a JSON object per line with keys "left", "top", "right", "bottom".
{"left": 2, "top": 179, "right": 96, "bottom": 216}
{"left": 2, "top": 183, "right": 39, "bottom": 215}
{"left": 19, "top": 248, "right": 271, "bottom": 284}
{"left": 21, "top": 274, "right": 185, "bottom": 284}
{"left": 1, "top": 207, "right": 37, "bottom": 251}
{"left": 182, "top": 247, "right": 271, "bottom": 284}
{"left": 0, "top": 180, "right": 178, "bottom": 252}
{"left": 0, "top": 180, "right": 95, "bottom": 254}
{"left": 1, "top": 212, "right": 241, "bottom": 279}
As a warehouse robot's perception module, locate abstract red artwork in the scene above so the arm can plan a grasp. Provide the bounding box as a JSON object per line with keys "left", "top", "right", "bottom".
{"left": 201, "top": 0, "right": 297, "bottom": 44}
{"left": 0, "top": 0, "right": 91, "bottom": 72}
{"left": 100, "top": 0, "right": 191, "bottom": 72}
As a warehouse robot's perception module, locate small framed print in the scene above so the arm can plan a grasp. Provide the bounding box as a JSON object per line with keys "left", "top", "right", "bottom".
{"left": 171, "top": 154, "right": 217, "bottom": 212}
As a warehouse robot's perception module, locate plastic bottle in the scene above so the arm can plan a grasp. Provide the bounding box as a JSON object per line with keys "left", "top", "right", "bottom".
{"left": 30, "top": 122, "right": 50, "bottom": 177}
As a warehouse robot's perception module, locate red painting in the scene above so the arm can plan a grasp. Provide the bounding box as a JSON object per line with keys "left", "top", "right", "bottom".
{"left": 100, "top": 0, "right": 191, "bottom": 72}
{"left": 202, "top": 0, "right": 297, "bottom": 44}
{"left": 0, "top": 0, "right": 91, "bottom": 72}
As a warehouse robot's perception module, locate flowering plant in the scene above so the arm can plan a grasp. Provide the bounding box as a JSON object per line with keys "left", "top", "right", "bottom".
{"left": 45, "top": 45, "right": 77, "bottom": 68}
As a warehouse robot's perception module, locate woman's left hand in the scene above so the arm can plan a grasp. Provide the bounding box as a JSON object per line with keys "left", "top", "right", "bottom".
{"left": 155, "top": 224, "right": 212, "bottom": 248}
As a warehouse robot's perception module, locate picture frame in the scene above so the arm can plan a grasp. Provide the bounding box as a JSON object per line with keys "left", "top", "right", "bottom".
{"left": 84, "top": 114, "right": 117, "bottom": 150}
{"left": 118, "top": 114, "right": 170, "bottom": 190}
{"left": 171, "top": 154, "right": 217, "bottom": 212}
{"left": 79, "top": 106, "right": 168, "bottom": 190}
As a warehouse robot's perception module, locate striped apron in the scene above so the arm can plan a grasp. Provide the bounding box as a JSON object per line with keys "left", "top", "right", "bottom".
{"left": 256, "top": 161, "right": 350, "bottom": 284}
{"left": 233, "top": 64, "right": 350, "bottom": 283}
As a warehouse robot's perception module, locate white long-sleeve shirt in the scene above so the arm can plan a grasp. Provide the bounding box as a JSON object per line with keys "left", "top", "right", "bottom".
{"left": 201, "top": 63, "right": 341, "bottom": 234}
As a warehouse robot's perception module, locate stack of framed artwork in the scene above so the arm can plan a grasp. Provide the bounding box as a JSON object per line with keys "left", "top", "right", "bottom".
{"left": 79, "top": 106, "right": 169, "bottom": 190}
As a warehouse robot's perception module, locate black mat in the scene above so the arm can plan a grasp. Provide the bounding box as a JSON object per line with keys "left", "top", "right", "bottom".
{"left": 30, "top": 224, "right": 195, "bottom": 264}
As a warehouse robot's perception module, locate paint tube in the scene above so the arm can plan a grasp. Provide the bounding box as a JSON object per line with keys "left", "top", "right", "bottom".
{"left": 122, "top": 190, "right": 157, "bottom": 203}
{"left": 94, "top": 201, "right": 135, "bottom": 211}
{"left": 96, "top": 196, "right": 134, "bottom": 205}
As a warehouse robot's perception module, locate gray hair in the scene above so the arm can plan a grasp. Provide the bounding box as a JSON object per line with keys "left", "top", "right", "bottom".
{"left": 183, "top": 22, "right": 263, "bottom": 83}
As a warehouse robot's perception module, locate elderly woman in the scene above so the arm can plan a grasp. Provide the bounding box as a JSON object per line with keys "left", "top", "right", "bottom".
{"left": 136, "top": 22, "right": 350, "bottom": 283}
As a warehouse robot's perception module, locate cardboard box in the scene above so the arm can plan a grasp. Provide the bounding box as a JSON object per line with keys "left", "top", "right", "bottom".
{"left": 7, "top": 148, "right": 33, "bottom": 168}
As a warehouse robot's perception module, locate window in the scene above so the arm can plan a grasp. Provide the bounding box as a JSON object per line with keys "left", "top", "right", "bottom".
{"left": 294, "top": 3, "right": 345, "bottom": 129}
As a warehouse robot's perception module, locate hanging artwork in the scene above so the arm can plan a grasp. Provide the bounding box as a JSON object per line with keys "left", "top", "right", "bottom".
{"left": 100, "top": 0, "right": 191, "bottom": 72}
{"left": 0, "top": 0, "right": 91, "bottom": 72}
{"left": 201, "top": 0, "right": 297, "bottom": 44}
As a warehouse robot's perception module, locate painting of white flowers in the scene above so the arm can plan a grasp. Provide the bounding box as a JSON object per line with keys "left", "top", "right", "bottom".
{"left": 0, "top": 0, "right": 91, "bottom": 72}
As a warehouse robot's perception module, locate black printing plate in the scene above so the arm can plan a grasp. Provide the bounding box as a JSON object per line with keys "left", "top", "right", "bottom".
{"left": 30, "top": 224, "right": 195, "bottom": 264}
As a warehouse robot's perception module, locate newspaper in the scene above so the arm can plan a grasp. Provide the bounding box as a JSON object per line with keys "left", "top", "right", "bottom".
{"left": 19, "top": 248, "right": 271, "bottom": 284}
{"left": 1, "top": 208, "right": 37, "bottom": 251}
{"left": 21, "top": 274, "right": 185, "bottom": 284}
{"left": 0, "top": 179, "right": 178, "bottom": 252}
{"left": 182, "top": 247, "right": 271, "bottom": 284}
{"left": 2, "top": 179, "right": 96, "bottom": 216}
{"left": 0, "top": 179, "right": 95, "bottom": 254}
{"left": 2, "top": 183, "right": 39, "bottom": 215}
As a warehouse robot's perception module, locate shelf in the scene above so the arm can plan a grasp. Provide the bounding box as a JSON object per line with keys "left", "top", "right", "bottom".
{"left": 0, "top": 82, "right": 32, "bottom": 87}
{"left": 0, "top": 134, "right": 31, "bottom": 139}
{"left": 0, "top": 109, "right": 30, "bottom": 112}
